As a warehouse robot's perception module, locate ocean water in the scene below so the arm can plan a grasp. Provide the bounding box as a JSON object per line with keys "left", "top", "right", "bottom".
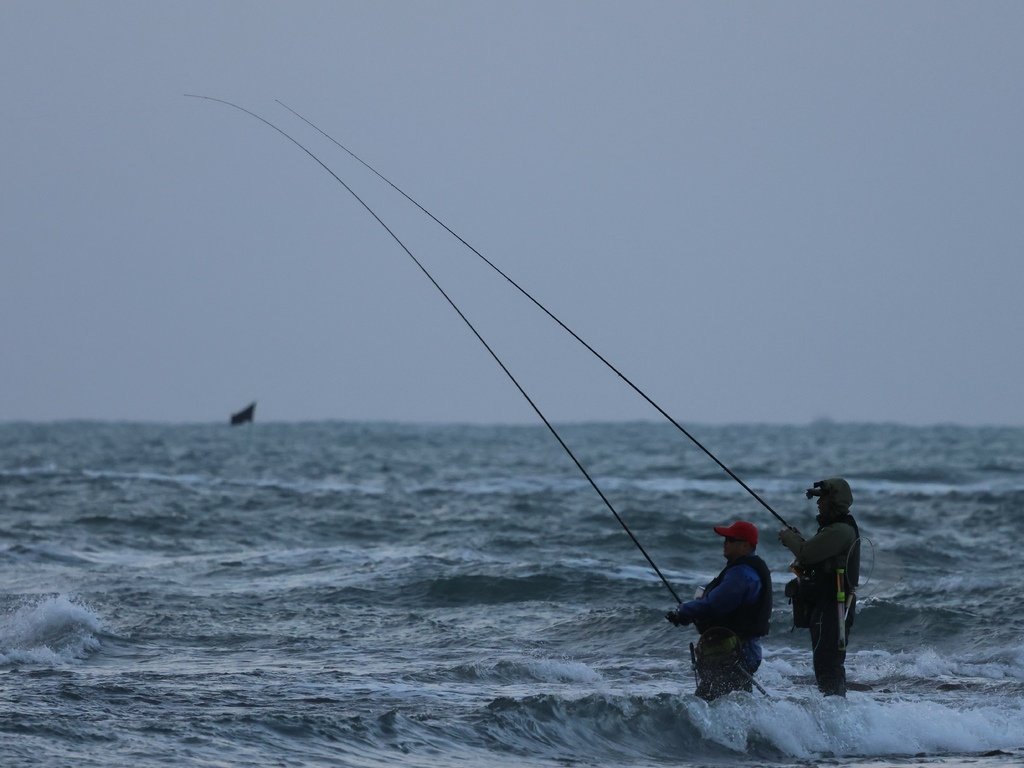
{"left": 1, "top": 420, "right": 1022, "bottom": 767}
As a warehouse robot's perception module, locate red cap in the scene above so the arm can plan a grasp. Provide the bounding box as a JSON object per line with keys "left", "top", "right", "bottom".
{"left": 713, "top": 520, "right": 758, "bottom": 547}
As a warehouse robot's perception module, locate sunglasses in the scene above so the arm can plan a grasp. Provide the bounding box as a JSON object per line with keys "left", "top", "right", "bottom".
{"left": 724, "top": 537, "right": 742, "bottom": 543}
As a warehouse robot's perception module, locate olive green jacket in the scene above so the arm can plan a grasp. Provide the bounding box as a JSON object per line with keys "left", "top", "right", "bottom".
{"left": 779, "top": 521, "right": 857, "bottom": 574}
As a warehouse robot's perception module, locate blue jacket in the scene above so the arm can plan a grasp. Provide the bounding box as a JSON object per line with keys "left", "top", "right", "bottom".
{"left": 676, "top": 563, "right": 764, "bottom": 671}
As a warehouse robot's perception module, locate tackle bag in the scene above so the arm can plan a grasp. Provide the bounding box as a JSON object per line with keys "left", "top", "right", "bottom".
{"left": 785, "top": 577, "right": 815, "bottom": 629}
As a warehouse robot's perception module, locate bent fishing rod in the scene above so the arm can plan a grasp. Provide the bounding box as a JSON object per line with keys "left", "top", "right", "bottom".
{"left": 275, "top": 101, "right": 795, "bottom": 533}
{"left": 187, "top": 94, "right": 683, "bottom": 604}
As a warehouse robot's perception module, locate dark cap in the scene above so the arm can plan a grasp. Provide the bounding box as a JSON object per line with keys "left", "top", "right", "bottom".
{"left": 713, "top": 520, "right": 758, "bottom": 547}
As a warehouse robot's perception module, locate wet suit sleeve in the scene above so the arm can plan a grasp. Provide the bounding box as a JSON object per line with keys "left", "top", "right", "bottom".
{"left": 675, "top": 565, "right": 761, "bottom": 622}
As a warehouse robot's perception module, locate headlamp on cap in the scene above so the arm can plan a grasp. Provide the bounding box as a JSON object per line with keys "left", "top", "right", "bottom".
{"left": 805, "top": 480, "right": 829, "bottom": 499}
{"left": 805, "top": 477, "right": 854, "bottom": 508}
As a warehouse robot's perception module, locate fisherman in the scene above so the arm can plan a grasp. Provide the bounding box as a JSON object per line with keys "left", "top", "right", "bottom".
{"left": 666, "top": 521, "right": 772, "bottom": 700}
{"left": 778, "top": 477, "right": 861, "bottom": 697}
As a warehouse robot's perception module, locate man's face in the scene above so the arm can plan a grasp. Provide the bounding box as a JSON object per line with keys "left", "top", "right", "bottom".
{"left": 723, "top": 537, "right": 753, "bottom": 562}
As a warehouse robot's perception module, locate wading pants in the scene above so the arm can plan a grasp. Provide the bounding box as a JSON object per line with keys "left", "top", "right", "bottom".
{"left": 809, "top": 596, "right": 856, "bottom": 696}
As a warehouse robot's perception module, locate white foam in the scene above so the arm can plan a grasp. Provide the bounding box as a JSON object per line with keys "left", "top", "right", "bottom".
{"left": 689, "top": 693, "right": 1024, "bottom": 759}
{"left": 523, "top": 657, "right": 603, "bottom": 683}
{"left": 0, "top": 594, "right": 103, "bottom": 665}
{"left": 714, "top": 648, "right": 1024, "bottom": 758}
{"left": 847, "top": 647, "right": 1024, "bottom": 684}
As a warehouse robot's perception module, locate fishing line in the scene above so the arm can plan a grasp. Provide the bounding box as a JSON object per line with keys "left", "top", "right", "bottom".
{"left": 275, "top": 100, "right": 795, "bottom": 532}
{"left": 187, "top": 94, "right": 683, "bottom": 604}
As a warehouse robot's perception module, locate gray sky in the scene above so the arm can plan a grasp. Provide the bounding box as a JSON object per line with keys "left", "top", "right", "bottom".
{"left": 3, "top": 2, "right": 1022, "bottom": 425}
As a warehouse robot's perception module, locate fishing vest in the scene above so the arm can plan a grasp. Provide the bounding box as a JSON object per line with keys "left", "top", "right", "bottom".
{"left": 694, "top": 554, "right": 772, "bottom": 638}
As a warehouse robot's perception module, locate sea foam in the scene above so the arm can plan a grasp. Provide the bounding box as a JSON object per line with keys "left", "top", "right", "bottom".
{"left": 0, "top": 594, "right": 103, "bottom": 665}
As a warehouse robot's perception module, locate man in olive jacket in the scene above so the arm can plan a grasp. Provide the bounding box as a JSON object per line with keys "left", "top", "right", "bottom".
{"left": 779, "top": 477, "right": 861, "bottom": 696}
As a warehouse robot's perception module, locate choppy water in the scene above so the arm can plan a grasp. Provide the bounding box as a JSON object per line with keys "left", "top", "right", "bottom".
{"left": 1, "top": 420, "right": 1022, "bottom": 767}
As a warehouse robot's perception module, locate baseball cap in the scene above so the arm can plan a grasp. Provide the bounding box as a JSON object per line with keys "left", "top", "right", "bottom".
{"left": 712, "top": 520, "right": 758, "bottom": 547}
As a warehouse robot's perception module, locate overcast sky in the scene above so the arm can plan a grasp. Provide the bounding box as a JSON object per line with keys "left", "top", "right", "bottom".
{"left": 3, "top": 2, "right": 1022, "bottom": 425}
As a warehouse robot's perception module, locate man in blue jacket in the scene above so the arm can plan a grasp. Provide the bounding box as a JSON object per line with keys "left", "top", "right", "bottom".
{"left": 666, "top": 521, "right": 772, "bottom": 700}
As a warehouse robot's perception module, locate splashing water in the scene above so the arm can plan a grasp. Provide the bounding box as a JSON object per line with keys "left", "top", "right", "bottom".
{"left": 0, "top": 594, "right": 103, "bottom": 665}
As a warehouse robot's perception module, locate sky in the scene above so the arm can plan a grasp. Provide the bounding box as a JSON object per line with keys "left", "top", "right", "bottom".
{"left": 2, "top": 2, "right": 1022, "bottom": 426}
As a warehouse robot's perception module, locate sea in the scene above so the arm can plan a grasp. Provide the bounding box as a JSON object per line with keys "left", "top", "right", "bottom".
{"left": 1, "top": 420, "right": 1022, "bottom": 767}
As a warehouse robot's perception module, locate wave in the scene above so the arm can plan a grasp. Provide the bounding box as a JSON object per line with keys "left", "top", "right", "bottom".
{"left": 9, "top": 462, "right": 1023, "bottom": 505}
{"left": 0, "top": 594, "right": 103, "bottom": 665}
{"left": 416, "top": 474, "right": 1024, "bottom": 499}
{"left": 471, "top": 688, "right": 1024, "bottom": 762}
{"left": 0, "top": 465, "right": 391, "bottom": 498}
{"left": 847, "top": 647, "right": 1024, "bottom": 690}
{"left": 5, "top": 543, "right": 97, "bottom": 566}
{"left": 423, "top": 656, "right": 604, "bottom": 685}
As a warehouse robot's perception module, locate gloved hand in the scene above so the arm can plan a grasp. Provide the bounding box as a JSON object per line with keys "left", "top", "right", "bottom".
{"left": 779, "top": 527, "right": 803, "bottom": 549}
{"left": 665, "top": 610, "right": 691, "bottom": 627}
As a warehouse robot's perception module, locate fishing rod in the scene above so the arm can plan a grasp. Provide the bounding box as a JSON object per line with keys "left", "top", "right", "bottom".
{"left": 187, "top": 94, "right": 683, "bottom": 604}
{"left": 275, "top": 101, "right": 796, "bottom": 533}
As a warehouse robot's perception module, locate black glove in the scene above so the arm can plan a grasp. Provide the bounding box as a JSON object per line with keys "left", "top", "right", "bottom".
{"left": 665, "top": 610, "right": 690, "bottom": 627}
